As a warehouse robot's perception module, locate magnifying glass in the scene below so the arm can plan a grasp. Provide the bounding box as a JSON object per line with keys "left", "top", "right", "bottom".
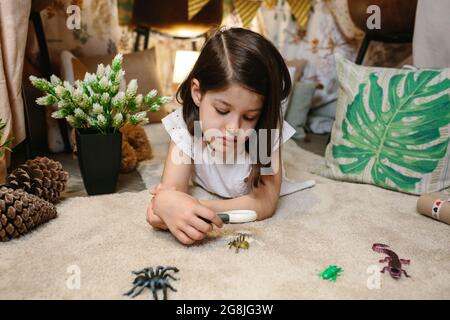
{"left": 200, "top": 210, "right": 257, "bottom": 224}
{"left": 218, "top": 210, "right": 257, "bottom": 223}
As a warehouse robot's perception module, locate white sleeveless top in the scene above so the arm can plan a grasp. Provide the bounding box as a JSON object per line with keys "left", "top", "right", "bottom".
{"left": 161, "top": 107, "right": 315, "bottom": 198}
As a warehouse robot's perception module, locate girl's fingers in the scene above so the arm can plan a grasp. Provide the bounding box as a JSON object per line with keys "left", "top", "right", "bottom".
{"left": 195, "top": 205, "right": 223, "bottom": 228}
{"left": 190, "top": 217, "right": 213, "bottom": 234}
{"left": 174, "top": 229, "right": 195, "bottom": 245}
{"left": 152, "top": 214, "right": 168, "bottom": 230}
{"left": 146, "top": 205, "right": 152, "bottom": 224}
{"left": 146, "top": 203, "right": 168, "bottom": 230}
{"left": 181, "top": 225, "right": 206, "bottom": 241}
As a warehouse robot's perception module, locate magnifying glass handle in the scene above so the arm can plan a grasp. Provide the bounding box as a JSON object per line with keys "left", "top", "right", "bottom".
{"left": 199, "top": 210, "right": 257, "bottom": 224}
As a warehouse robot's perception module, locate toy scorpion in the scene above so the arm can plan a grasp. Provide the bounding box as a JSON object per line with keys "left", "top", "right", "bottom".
{"left": 124, "top": 266, "right": 179, "bottom": 300}
{"left": 372, "top": 243, "right": 411, "bottom": 279}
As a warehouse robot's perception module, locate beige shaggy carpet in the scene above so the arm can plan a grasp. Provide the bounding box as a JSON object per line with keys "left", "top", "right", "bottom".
{"left": 1, "top": 123, "right": 449, "bottom": 299}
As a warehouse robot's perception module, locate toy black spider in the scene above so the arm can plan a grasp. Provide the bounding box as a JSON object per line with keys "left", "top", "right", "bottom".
{"left": 124, "top": 266, "right": 179, "bottom": 300}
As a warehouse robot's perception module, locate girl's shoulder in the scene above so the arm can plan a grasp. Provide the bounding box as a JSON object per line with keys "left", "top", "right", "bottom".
{"left": 161, "top": 106, "right": 185, "bottom": 128}
{"left": 161, "top": 107, "right": 194, "bottom": 158}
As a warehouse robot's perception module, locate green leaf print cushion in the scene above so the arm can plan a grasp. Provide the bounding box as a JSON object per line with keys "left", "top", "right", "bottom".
{"left": 321, "top": 53, "right": 450, "bottom": 194}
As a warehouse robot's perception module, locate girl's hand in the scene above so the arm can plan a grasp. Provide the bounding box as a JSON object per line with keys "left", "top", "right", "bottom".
{"left": 146, "top": 184, "right": 175, "bottom": 230}
{"left": 152, "top": 189, "right": 223, "bottom": 245}
{"left": 146, "top": 198, "right": 168, "bottom": 230}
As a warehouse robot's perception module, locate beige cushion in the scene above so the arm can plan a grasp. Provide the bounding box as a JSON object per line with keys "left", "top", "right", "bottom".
{"left": 79, "top": 48, "right": 168, "bottom": 123}
{"left": 320, "top": 53, "right": 450, "bottom": 194}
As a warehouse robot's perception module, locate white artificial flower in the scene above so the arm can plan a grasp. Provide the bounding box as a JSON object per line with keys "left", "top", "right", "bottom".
{"left": 144, "top": 89, "right": 158, "bottom": 105}
{"left": 35, "top": 96, "right": 47, "bottom": 105}
{"left": 113, "top": 113, "right": 123, "bottom": 126}
{"left": 73, "top": 88, "right": 83, "bottom": 103}
{"left": 75, "top": 80, "right": 83, "bottom": 88}
{"left": 84, "top": 73, "right": 96, "bottom": 83}
{"left": 110, "top": 84, "right": 119, "bottom": 95}
{"left": 51, "top": 110, "right": 65, "bottom": 119}
{"left": 91, "top": 93, "right": 101, "bottom": 103}
{"left": 97, "top": 114, "right": 107, "bottom": 126}
{"left": 96, "top": 63, "right": 105, "bottom": 77}
{"left": 57, "top": 100, "right": 65, "bottom": 109}
{"left": 104, "top": 65, "right": 112, "bottom": 78}
{"left": 74, "top": 108, "right": 86, "bottom": 119}
{"left": 130, "top": 112, "right": 148, "bottom": 125}
{"left": 87, "top": 117, "right": 97, "bottom": 127}
{"left": 101, "top": 92, "right": 110, "bottom": 105}
{"left": 112, "top": 91, "right": 126, "bottom": 108}
{"left": 126, "top": 79, "right": 138, "bottom": 97}
{"left": 160, "top": 96, "right": 173, "bottom": 104}
{"left": 113, "top": 70, "right": 125, "bottom": 85}
{"left": 63, "top": 81, "right": 74, "bottom": 94}
{"left": 66, "top": 115, "right": 76, "bottom": 126}
{"left": 148, "top": 103, "right": 161, "bottom": 112}
{"left": 74, "top": 88, "right": 83, "bottom": 97}
{"left": 112, "top": 53, "right": 123, "bottom": 71}
{"left": 29, "top": 76, "right": 51, "bottom": 92}
{"left": 99, "top": 76, "right": 109, "bottom": 90}
{"left": 36, "top": 95, "right": 56, "bottom": 106}
{"left": 50, "top": 75, "right": 62, "bottom": 86}
{"left": 93, "top": 103, "right": 103, "bottom": 114}
{"left": 134, "top": 111, "right": 147, "bottom": 121}
{"left": 135, "top": 94, "right": 143, "bottom": 106}
{"left": 148, "top": 89, "right": 157, "bottom": 99}
{"left": 55, "top": 85, "right": 65, "bottom": 98}
{"left": 82, "top": 93, "right": 90, "bottom": 106}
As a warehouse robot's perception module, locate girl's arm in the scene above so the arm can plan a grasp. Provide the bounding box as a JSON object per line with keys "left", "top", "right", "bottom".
{"left": 147, "top": 140, "right": 192, "bottom": 230}
{"left": 148, "top": 140, "right": 223, "bottom": 245}
{"left": 147, "top": 140, "right": 191, "bottom": 230}
{"left": 199, "top": 147, "right": 282, "bottom": 220}
{"left": 160, "top": 140, "right": 193, "bottom": 192}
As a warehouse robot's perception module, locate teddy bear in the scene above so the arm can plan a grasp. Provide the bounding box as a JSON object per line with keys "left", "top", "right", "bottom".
{"left": 119, "top": 124, "right": 153, "bottom": 173}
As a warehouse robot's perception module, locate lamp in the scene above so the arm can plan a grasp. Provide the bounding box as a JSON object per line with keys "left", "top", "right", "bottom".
{"left": 172, "top": 50, "right": 200, "bottom": 87}
{"left": 131, "top": 0, "right": 223, "bottom": 51}
{"left": 347, "top": 0, "right": 418, "bottom": 65}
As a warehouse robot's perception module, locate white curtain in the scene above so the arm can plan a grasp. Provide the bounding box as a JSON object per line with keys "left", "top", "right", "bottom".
{"left": 0, "top": 0, "right": 31, "bottom": 182}
{"left": 413, "top": 0, "right": 450, "bottom": 68}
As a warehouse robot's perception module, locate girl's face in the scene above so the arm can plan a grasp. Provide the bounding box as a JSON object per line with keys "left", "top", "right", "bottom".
{"left": 191, "top": 79, "right": 263, "bottom": 152}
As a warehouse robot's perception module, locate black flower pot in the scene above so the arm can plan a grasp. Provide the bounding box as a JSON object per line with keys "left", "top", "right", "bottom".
{"left": 75, "top": 128, "right": 122, "bottom": 195}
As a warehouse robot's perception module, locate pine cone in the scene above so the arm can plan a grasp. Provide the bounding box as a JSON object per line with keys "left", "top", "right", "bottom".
{"left": 6, "top": 157, "right": 68, "bottom": 203}
{"left": 0, "top": 186, "right": 57, "bottom": 242}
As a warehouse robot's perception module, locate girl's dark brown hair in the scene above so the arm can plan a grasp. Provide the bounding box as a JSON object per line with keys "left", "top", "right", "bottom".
{"left": 176, "top": 27, "right": 292, "bottom": 189}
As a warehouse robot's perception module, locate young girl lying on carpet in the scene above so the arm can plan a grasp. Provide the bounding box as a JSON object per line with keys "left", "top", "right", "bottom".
{"left": 147, "top": 27, "right": 313, "bottom": 245}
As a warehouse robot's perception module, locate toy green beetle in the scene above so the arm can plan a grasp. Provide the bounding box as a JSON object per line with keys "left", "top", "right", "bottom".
{"left": 319, "top": 265, "right": 343, "bottom": 282}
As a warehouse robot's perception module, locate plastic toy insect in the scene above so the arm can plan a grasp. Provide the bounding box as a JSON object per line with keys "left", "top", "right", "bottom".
{"left": 372, "top": 243, "right": 411, "bottom": 279}
{"left": 228, "top": 233, "right": 250, "bottom": 253}
{"left": 319, "top": 265, "right": 343, "bottom": 282}
{"left": 124, "top": 266, "right": 179, "bottom": 300}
